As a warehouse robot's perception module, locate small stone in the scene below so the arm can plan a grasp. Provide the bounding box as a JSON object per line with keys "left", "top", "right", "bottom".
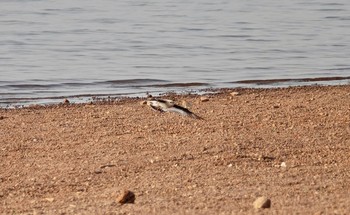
{"left": 116, "top": 190, "right": 135, "bottom": 204}
{"left": 63, "top": 99, "right": 70, "bottom": 104}
{"left": 140, "top": 100, "right": 147, "bottom": 105}
{"left": 281, "top": 162, "right": 287, "bottom": 168}
{"left": 94, "top": 169, "right": 103, "bottom": 174}
{"left": 230, "top": 92, "right": 240, "bottom": 96}
{"left": 0, "top": 116, "right": 4, "bottom": 120}
{"left": 44, "top": 197, "right": 54, "bottom": 202}
{"left": 273, "top": 105, "right": 279, "bottom": 109}
{"left": 253, "top": 196, "right": 271, "bottom": 209}
{"left": 200, "top": 96, "right": 209, "bottom": 102}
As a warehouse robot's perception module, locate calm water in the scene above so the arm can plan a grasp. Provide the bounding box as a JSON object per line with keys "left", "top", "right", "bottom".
{"left": 1, "top": 0, "right": 350, "bottom": 106}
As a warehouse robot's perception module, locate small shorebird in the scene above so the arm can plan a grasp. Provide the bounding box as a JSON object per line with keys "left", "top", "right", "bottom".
{"left": 146, "top": 98, "right": 202, "bottom": 119}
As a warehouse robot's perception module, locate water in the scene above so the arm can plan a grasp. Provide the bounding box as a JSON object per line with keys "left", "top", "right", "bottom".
{"left": 1, "top": 0, "right": 350, "bottom": 106}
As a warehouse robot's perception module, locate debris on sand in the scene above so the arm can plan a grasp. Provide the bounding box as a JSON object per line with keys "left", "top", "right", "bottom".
{"left": 116, "top": 190, "right": 135, "bottom": 204}
{"left": 200, "top": 96, "right": 209, "bottom": 102}
{"left": 281, "top": 162, "right": 287, "bottom": 168}
{"left": 230, "top": 91, "right": 240, "bottom": 96}
{"left": 253, "top": 196, "right": 271, "bottom": 209}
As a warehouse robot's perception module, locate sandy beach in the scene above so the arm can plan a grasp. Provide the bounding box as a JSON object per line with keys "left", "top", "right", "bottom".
{"left": 1, "top": 85, "right": 350, "bottom": 214}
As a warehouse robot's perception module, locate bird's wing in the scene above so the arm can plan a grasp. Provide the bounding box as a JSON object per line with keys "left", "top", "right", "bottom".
{"left": 168, "top": 105, "right": 203, "bottom": 119}
{"left": 146, "top": 99, "right": 203, "bottom": 119}
{"left": 156, "top": 99, "right": 174, "bottom": 107}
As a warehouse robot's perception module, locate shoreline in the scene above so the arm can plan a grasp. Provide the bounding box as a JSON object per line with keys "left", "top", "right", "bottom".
{"left": 1, "top": 75, "right": 350, "bottom": 108}
{"left": 1, "top": 84, "right": 350, "bottom": 214}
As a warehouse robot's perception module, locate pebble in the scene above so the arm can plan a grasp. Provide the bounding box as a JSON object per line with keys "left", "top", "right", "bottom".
{"left": 140, "top": 100, "right": 147, "bottom": 105}
{"left": 116, "top": 190, "right": 135, "bottom": 204}
{"left": 253, "top": 196, "right": 271, "bottom": 209}
{"left": 94, "top": 169, "right": 103, "bottom": 174}
{"left": 44, "top": 197, "right": 54, "bottom": 202}
{"left": 281, "top": 162, "right": 287, "bottom": 168}
{"left": 230, "top": 92, "right": 240, "bottom": 96}
{"left": 63, "top": 99, "right": 70, "bottom": 104}
{"left": 200, "top": 96, "right": 209, "bottom": 102}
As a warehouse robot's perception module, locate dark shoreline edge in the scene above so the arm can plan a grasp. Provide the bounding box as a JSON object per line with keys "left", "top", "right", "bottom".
{"left": 1, "top": 75, "right": 350, "bottom": 108}
{"left": 232, "top": 76, "right": 350, "bottom": 85}
{"left": 1, "top": 83, "right": 350, "bottom": 110}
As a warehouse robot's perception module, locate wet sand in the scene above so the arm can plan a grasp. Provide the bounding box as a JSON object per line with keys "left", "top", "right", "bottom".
{"left": 1, "top": 85, "right": 350, "bottom": 214}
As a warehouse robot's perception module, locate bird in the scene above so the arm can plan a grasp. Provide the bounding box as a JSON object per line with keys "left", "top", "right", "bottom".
{"left": 146, "top": 98, "right": 203, "bottom": 119}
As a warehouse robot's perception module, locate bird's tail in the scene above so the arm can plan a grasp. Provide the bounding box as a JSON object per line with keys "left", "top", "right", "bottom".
{"left": 189, "top": 112, "right": 204, "bottom": 120}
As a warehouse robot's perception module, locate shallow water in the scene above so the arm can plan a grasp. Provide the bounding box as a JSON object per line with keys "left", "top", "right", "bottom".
{"left": 1, "top": 0, "right": 350, "bottom": 106}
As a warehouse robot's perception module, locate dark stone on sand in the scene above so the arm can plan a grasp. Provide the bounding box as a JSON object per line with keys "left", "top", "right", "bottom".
{"left": 116, "top": 190, "right": 135, "bottom": 204}
{"left": 253, "top": 196, "right": 271, "bottom": 209}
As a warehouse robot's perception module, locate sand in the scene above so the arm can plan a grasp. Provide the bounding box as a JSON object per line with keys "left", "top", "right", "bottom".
{"left": 1, "top": 85, "right": 350, "bottom": 214}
